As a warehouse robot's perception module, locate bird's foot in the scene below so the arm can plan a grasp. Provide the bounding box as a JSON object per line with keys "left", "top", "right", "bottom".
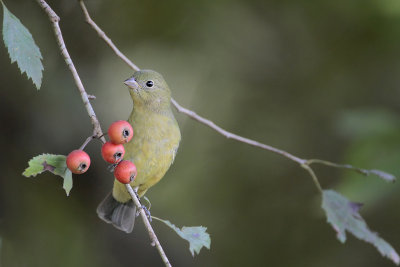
{"left": 139, "top": 205, "right": 152, "bottom": 222}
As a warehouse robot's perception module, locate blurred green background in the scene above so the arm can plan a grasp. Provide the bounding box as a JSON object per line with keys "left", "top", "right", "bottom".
{"left": 1, "top": 0, "right": 400, "bottom": 266}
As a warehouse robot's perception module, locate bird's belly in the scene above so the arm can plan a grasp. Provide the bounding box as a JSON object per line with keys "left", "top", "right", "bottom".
{"left": 112, "top": 111, "right": 181, "bottom": 201}
{"left": 124, "top": 134, "right": 179, "bottom": 189}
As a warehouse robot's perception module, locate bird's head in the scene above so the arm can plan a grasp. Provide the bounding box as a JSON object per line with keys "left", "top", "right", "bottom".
{"left": 124, "top": 70, "right": 171, "bottom": 110}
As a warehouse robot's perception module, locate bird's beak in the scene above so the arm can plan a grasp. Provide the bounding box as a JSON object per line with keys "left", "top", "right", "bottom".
{"left": 124, "top": 77, "right": 139, "bottom": 89}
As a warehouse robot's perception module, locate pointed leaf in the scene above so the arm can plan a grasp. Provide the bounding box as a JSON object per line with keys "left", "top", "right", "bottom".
{"left": 2, "top": 1, "right": 43, "bottom": 89}
{"left": 154, "top": 217, "right": 211, "bottom": 256}
{"left": 23, "top": 154, "right": 66, "bottom": 177}
{"left": 63, "top": 169, "right": 73, "bottom": 196}
{"left": 322, "top": 190, "right": 399, "bottom": 265}
{"left": 23, "top": 154, "right": 73, "bottom": 196}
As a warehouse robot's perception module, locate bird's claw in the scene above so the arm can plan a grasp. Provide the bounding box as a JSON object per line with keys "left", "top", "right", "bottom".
{"left": 140, "top": 205, "right": 152, "bottom": 222}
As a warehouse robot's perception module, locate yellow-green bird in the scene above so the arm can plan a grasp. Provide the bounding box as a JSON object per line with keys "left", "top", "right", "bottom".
{"left": 97, "top": 70, "right": 181, "bottom": 233}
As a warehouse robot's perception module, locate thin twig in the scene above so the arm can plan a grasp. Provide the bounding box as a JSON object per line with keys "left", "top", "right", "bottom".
{"left": 77, "top": 0, "right": 306, "bottom": 166}
{"left": 73, "top": 2, "right": 400, "bottom": 265}
{"left": 125, "top": 184, "right": 172, "bottom": 267}
{"left": 79, "top": 135, "right": 94, "bottom": 150}
{"left": 36, "top": 1, "right": 171, "bottom": 265}
{"left": 170, "top": 98, "right": 306, "bottom": 165}
{"left": 77, "top": 0, "right": 397, "bottom": 191}
{"left": 307, "top": 159, "right": 372, "bottom": 174}
{"left": 35, "top": 0, "right": 105, "bottom": 143}
{"left": 306, "top": 159, "right": 396, "bottom": 182}
{"left": 79, "top": 0, "right": 140, "bottom": 72}
{"left": 301, "top": 165, "right": 323, "bottom": 194}
{"left": 74, "top": 0, "right": 340, "bottom": 188}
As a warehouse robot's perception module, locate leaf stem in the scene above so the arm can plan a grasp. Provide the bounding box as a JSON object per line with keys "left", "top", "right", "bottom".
{"left": 301, "top": 164, "right": 323, "bottom": 194}
{"left": 151, "top": 216, "right": 163, "bottom": 222}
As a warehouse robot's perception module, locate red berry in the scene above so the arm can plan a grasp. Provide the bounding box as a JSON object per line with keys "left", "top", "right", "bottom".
{"left": 114, "top": 160, "right": 137, "bottom": 184}
{"left": 101, "top": 141, "right": 125, "bottom": 164}
{"left": 66, "top": 150, "right": 91, "bottom": 174}
{"left": 108, "top": 120, "right": 133, "bottom": 144}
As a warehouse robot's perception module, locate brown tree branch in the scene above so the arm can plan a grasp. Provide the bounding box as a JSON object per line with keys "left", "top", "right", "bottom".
{"left": 36, "top": 1, "right": 171, "bottom": 266}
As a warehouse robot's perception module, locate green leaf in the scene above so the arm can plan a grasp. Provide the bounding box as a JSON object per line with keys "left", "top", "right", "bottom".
{"left": 23, "top": 154, "right": 73, "bottom": 196}
{"left": 23, "top": 154, "right": 67, "bottom": 177}
{"left": 63, "top": 169, "right": 73, "bottom": 196}
{"left": 1, "top": 1, "right": 43, "bottom": 89}
{"left": 322, "top": 190, "right": 399, "bottom": 265}
{"left": 153, "top": 217, "right": 211, "bottom": 256}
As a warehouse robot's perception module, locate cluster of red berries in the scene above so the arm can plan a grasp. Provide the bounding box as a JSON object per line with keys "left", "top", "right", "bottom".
{"left": 66, "top": 120, "right": 137, "bottom": 184}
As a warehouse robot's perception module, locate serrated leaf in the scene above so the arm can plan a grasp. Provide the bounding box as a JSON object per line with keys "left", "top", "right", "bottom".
{"left": 23, "top": 154, "right": 73, "bottom": 196}
{"left": 154, "top": 217, "right": 211, "bottom": 256}
{"left": 1, "top": 1, "right": 43, "bottom": 89}
{"left": 322, "top": 190, "right": 399, "bottom": 265}
{"left": 23, "top": 154, "right": 66, "bottom": 177}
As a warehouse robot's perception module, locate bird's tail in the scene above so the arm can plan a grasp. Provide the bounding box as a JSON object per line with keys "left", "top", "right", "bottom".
{"left": 96, "top": 192, "right": 136, "bottom": 233}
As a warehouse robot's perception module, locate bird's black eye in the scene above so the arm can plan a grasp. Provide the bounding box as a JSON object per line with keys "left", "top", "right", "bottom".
{"left": 146, "top": 80, "right": 154, "bottom": 87}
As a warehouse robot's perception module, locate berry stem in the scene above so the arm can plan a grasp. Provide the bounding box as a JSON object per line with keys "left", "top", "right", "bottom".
{"left": 79, "top": 135, "right": 95, "bottom": 151}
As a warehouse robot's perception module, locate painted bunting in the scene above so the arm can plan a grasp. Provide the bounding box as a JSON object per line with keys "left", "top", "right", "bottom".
{"left": 97, "top": 70, "right": 181, "bottom": 233}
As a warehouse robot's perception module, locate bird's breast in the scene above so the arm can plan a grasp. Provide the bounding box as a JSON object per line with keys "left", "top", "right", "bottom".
{"left": 124, "top": 110, "right": 181, "bottom": 186}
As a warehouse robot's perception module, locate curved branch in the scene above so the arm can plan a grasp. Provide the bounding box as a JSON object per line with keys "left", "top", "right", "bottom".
{"left": 36, "top": 1, "right": 170, "bottom": 266}
{"left": 36, "top": 0, "right": 105, "bottom": 142}
{"left": 79, "top": 1, "right": 140, "bottom": 72}
{"left": 77, "top": 0, "right": 397, "bottom": 190}
{"left": 77, "top": 0, "right": 306, "bottom": 166}
{"left": 170, "top": 98, "right": 306, "bottom": 165}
